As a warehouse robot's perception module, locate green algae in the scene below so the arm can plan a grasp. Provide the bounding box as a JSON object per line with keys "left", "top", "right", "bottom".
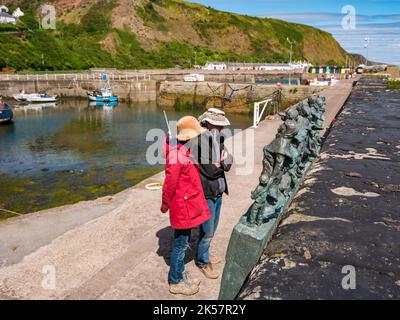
{"left": 0, "top": 165, "right": 163, "bottom": 221}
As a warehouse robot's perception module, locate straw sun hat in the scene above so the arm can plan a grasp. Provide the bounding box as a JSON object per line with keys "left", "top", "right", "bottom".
{"left": 176, "top": 116, "right": 207, "bottom": 141}
{"left": 198, "top": 108, "right": 231, "bottom": 127}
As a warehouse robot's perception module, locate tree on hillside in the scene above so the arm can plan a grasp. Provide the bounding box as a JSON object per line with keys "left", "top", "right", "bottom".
{"left": 0, "top": 58, "right": 6, "bottom": 69}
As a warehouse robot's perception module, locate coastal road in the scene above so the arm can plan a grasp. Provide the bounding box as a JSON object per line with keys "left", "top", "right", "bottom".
{"left": 0, "top": 78, "right": 356, "bottom": 300}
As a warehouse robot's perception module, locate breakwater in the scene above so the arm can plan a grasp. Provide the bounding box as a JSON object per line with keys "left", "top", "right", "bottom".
{"left": 157, "top": 81, "right": 324, "bottom": 114}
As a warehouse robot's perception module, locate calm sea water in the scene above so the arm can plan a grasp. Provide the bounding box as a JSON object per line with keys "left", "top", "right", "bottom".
{"left": 0, "top": 100, "right": 252, "bottom": 215}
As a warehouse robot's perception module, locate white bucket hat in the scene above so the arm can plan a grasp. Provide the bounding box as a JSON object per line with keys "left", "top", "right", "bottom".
{"left": 198, "top": 108, "right": 231, "bottom": 127}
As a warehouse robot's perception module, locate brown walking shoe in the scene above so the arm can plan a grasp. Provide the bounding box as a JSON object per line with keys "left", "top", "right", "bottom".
{"left": 210, "top": 255, "right": 222, "bottom": 265}
{"left": 198, "top": 263, "right": 220, "bottom": 279}
{"left": 169, "top": 281, "right": 199, "bottom": 296}
{"left": 183, "top": 271, "right": 201, "bottom": 286}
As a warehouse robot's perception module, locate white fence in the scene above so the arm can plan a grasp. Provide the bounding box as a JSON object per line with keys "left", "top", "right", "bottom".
{"left": 0, "top": 73, "right": 151, "bottom": 82}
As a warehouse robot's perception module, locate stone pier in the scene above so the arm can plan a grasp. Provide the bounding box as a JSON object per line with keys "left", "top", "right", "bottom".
{"left": 0, "top": 78, "right": 355, "bottom": 300}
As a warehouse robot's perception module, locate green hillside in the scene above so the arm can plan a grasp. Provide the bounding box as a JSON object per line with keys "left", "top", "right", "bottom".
{"left": 0, "top": 0, "right": 350, "bottom": 71}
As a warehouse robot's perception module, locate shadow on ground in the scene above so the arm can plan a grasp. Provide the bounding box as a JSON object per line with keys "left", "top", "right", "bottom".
{"left": 156, "top": 226, "right": 201, "bottom": 267}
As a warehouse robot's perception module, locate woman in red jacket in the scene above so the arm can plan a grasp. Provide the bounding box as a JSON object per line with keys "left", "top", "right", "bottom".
{"left": 161, "top": 116, "right": 211, "bottom": 296}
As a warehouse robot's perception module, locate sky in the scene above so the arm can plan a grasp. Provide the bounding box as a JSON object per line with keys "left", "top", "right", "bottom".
{"left": 188, "top": 0, "right": 400, "bottom": 66}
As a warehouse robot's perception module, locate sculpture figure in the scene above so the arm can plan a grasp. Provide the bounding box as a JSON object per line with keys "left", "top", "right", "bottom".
{"left": 248, "top": 174, "right": 270, "bottom": 225}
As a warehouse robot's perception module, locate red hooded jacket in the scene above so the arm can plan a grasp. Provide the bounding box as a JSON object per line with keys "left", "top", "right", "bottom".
{"left": 161, "top": 140, "right": 211, "bottom": 230}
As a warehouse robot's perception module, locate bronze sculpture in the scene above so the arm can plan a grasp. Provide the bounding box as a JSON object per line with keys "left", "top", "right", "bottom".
{"left": 247, "top": 95, "right": 327, "bottom": 226}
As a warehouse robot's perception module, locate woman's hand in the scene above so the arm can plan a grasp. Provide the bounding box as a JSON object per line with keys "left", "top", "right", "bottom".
{"left": 221, "top": 150, "right": 228, "bottom": 161}
{"left": 160, "top": 203, "right": 169, "bottom": 213}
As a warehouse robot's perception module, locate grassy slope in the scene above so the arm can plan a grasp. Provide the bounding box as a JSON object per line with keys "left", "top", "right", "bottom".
{"left": 0, "top": 0, "right": 348, "bottom": 71}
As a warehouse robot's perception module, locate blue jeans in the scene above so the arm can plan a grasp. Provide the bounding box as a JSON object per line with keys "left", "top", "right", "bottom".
{"left": 168, "top": 229, "right": 191, "bottom": 284}
{"left": 196, "top": 196, "right": 223, "bottom": 268}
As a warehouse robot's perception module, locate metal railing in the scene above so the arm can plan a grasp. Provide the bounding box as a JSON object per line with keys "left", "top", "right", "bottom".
{"left": 253, "top": 98, "right": 273, "bottom": 128}
{"left": 0, "top": 73, "right": 151, "bottom": 82}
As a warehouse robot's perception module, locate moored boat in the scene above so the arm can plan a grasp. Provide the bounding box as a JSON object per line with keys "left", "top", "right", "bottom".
{"left": 13, "top": 90, "right": 59, "bottom": 103}
{"left": 0, "top": 101, "right": 13, "bottom": 123}
{"left": 87, "top": 82, "right": 118, "bottom": 102}
{"left": 25, "top": 93, "right": 59, "bottom": 103}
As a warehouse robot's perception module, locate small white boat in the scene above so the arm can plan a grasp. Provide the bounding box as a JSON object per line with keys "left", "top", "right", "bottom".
{"left": 13, "top": 90, "right": 58, "bottom": 103}
{"left": 25, "top": 94, "right": 59, "bottom": 103}
{"left": 184, "top": 74, "right": 205, "bottom": 82}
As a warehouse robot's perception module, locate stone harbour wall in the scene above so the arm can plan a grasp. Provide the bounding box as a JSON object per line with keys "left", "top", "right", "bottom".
{"left": 0, "top": 79, "right": 157, "bottom": 102}
{"left": 157, "top": 81, "right": 324, "bottom": 114}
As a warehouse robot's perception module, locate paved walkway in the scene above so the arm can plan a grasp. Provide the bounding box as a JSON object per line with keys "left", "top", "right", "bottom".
{"left": 0, "top": 79, "right": 356, "bottom": 300}
{"left": 239, "top": 77, "right": 400, "bottom": 300}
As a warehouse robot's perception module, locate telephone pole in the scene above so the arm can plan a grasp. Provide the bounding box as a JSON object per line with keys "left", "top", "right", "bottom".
{"left": 364, "top": 37, "right": 370, "bottom": 66}
{"left": 287, "top": 38, "right": 295, "bottom": 86}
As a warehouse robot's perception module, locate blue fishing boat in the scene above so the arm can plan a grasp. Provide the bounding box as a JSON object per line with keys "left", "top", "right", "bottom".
{"left": 87, "top": 82, "right": 118, "bottom": 102}
{"left": 0, "top": 101, "right": 13, "bottom": 123}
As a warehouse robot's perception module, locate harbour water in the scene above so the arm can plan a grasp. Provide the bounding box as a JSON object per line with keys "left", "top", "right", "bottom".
{"left": 0, "top": 99, "right": 252, "bottom": 217}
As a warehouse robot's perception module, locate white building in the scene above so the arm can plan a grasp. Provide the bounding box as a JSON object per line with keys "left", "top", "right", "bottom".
{"left": 203, "top": 61, "right": 313, "bottom": 72}
{"left": 0, "top": 11, "right": 16, "bottom": 24}
{"left": 259, "top": 64, "right": 292, "bottom": 71}
{"left": 203, "top": 62, "right": 227, "bottom": 71}
{"left": 0, "top": 6, "right": 23, "bottom": 25}
{"left": 290, "top": 61, "right": 313, "bottom": 71}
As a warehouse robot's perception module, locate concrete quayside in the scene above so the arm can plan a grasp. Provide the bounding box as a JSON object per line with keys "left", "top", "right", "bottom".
{"left": 0, "top": 77, "right": 363, "bottom": 300}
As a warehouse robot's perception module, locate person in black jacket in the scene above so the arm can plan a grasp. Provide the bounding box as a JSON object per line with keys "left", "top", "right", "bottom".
{"left": 193, "top": 108, "right": 233, "bottom": 279}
